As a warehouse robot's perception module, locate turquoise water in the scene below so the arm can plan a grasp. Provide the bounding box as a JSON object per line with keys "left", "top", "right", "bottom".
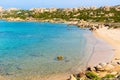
{"left": 0, "top": 21, "right": 91, "bottom": 78}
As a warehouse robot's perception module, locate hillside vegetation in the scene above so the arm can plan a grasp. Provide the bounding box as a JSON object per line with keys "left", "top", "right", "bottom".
{"left": 0, "top": 5, "right": 120, "bottom": 23}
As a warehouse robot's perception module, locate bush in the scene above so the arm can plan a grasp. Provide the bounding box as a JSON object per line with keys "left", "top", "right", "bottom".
{"left": 85, "top": 71, "right": 100, "bottom": 80}
{"left": 102, "top": 74, "right": 115, "bottom": 79}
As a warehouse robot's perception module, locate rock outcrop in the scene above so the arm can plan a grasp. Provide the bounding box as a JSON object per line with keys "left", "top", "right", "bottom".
{"left": 56, "top": 56, "right": 64, "bottom": 61}
{"left": 69, "top": 75, "right": 77, "bottom": 80}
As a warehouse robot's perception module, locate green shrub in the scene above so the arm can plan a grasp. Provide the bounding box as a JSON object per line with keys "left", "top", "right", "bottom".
{"left": 102, "top": 74, "right": 115, "bottom": 79}
{"left": 113, "top": 26, "right": 120, "bottom": 29}
{"left": 85, "top": 71, "right": 100, "bottom": 80}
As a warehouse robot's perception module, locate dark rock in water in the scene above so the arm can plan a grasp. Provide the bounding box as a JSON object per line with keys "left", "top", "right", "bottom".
{"left": 30, "top": 53, "right": 44, "bottom": 57}
{"left": 16, "top": 66, "right": 22, "bottom": 70}
{"left": 65, "top": 59, "right": 70, "bottom": 62}
{"left": 40, "top": 54, "right": 44, "bottom": 57}
{"left": 6, "top": 72, "right": 14, "bottom": 75}
{"left": 0, "top": 64, "right": 5, "bottom": 66}
{"left": 89, "top": 27, "right": 96, "bottom": 31}
{"left": 30, "top": 54, "right": 39, "bottom": 57}
{"left": 57, "top": 56, "right": 64, "bottom": 61}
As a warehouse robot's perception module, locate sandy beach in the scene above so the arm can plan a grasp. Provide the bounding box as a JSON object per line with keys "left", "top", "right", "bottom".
{"left": 94, "top": 27, "right": 120, "bottom": 63}
{"left": 85, "top": 30, "right": 114, "bottom": 67}
{"left": 0, "top": 73, "right": 70, "bottom": 80}
{"left": 0, "top": 26, "right": 120, "bottom": 80}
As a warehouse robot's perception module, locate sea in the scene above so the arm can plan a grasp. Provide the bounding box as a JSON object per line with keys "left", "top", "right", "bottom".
{"left": 0, "top": 20, "right": 96, "bottom": 79}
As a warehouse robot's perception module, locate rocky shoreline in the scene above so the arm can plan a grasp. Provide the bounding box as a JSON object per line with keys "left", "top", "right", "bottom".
{"left": 69, "top": 61, "right": 120, "bottom": 80}
{"left": 68, "top": 27, "right": 120, "bottom": 80}
{"left": 2, "top": 18, "right": 120, "bottom": 29}
{"left": 1, "top": 18, "right": 120, "bottom": 80}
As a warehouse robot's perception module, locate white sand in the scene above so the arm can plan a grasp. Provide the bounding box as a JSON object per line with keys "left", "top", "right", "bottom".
{"left": 86, "top": 30, "right": 114, "bottom": 67}
{"left": 94, "top": 27, "right": 120, "bottom": 62}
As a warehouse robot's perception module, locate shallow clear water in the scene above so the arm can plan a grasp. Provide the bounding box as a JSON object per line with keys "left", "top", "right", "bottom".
{"left": 0, "top": 21, "right": 92, "bottom": 77}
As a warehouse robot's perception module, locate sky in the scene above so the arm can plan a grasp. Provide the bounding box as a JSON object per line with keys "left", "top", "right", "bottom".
{"left": 0, "top": 0, "right": 120, "bottom": 9}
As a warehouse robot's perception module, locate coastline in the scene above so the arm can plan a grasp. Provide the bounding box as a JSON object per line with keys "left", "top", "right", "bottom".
{"left": 85, "top": 31, "right": 114, "bottom": 67}
{"left": 0, "top": 20, "right": 120, "bottom": 80}
{"left": 1, "top": 18, "right": 120, "bottom": 30}
{"left": 69, "top": 27, "right": 120, "bottom": 80}
{"left": 0, "top": 21, "right": 89, "bottom": 80}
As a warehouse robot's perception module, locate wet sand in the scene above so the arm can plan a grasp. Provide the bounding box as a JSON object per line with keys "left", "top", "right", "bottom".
{"left": 1, "top": 73, "right": 70, "bottom": 80}
{"left": 87, "top": 26, "right": 120, "bottom": 67}
{"left": 84, "top": 31, "right": 114, "bottom": 67}
{"left": 87, "top": 37, "right": 114, "bottom": 66}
